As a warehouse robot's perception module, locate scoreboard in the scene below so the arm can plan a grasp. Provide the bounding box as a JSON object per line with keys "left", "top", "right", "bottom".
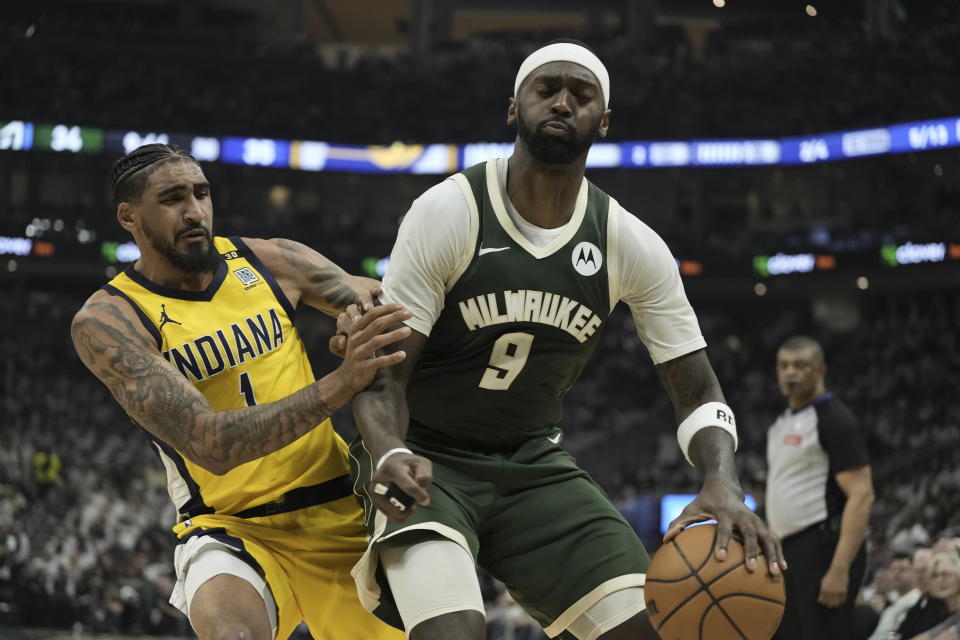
{"left": 2, "top": 115, "right": 959, "bottom": 173}
{"left": 0, "top": 121, "right": 221, "bottom": 161}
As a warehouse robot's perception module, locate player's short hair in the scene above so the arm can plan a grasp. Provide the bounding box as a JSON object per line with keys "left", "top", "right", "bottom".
{"left": 779, "top": 335, "right": 825, "bottom": 365}
{"left": 111, "top": 143, "right": 198, "bottom": 209}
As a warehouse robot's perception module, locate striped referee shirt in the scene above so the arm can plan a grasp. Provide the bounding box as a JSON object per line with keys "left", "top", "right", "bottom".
{"left": 765, "top": 393, "right": 869, "bottom": 539}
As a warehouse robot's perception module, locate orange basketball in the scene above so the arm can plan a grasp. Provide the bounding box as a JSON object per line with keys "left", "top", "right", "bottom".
{"left": 645, "top": 524, "right": 785, "bottom": 640}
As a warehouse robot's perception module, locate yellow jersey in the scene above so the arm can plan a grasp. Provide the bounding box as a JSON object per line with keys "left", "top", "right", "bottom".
{"left": 104, "top": 236, "right": 353, "bottom": 520}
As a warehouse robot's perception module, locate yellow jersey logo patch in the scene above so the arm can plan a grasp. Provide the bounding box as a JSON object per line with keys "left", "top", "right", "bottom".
{"left": 233, "top": 267, "right": 262, "bottom": 289}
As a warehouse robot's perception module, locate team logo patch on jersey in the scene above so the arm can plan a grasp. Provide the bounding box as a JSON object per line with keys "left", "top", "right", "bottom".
{"left": 572, "top": 241, "right": 602, "bottom": 276}
{"left": 158, "top": 304, "right": 181, "bottom": 331}
{"left": 233, "top": 267, "right": 260, "bottom": 286}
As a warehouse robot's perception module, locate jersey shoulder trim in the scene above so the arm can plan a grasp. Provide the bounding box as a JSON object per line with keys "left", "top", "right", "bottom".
{"left": 228, "top": 237, "right": 297, "bottom": 320}
{"left": 445, "top": 174, "right": 481, "bottom": 293}
{"left": 605, "top": 197, "right": 622, "bottom": 315}
{"left": 101, "top": 283, "right": 163, "bottom": 350}
{"left": 458, "top": 161, "right": 488, "bottom": 193}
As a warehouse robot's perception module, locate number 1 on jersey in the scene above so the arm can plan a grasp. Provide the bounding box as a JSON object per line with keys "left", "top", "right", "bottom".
{"left": 479, "top": 332, "right": 534, "bottom": 390}
{"left": 239, "top": 371, "right": 258, "bottom": 406}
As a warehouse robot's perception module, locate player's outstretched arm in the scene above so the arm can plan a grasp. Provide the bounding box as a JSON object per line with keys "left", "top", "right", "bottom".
{"left": 71, "top": 291, "right": 410, "bottom": 475}
{"left": 247, "top": 237, "right": 380, "bottom": 316}
{"left": 656, "top": 348, "right": 787, "bottom": 575}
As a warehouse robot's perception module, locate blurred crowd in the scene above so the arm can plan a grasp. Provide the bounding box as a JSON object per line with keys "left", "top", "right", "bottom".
{"left": 1, "top": 283, "right": 957, "bottom": 637}
{"left": 0, "top": 291, "right": 188, "bottom": 636}
{"left": 1, "top": 2, "right": 958, "bottom": 144}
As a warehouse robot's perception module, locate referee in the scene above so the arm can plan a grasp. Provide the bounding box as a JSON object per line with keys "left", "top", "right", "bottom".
{"left": 765, "top": 336, "right": 874, "bottom": 640}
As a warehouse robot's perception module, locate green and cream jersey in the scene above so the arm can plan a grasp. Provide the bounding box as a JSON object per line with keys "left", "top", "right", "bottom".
{"left": 381, "top": 158, "right": 706, "bottom": 450}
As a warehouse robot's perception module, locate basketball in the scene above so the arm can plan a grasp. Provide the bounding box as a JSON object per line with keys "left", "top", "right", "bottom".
{"left": 645, "top": 524, "right": 785, "bottom": 640}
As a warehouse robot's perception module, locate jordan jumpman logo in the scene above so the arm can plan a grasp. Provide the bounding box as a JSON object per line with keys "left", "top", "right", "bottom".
{"left": 158, "top": 304, "right": 181, "bottom": 331}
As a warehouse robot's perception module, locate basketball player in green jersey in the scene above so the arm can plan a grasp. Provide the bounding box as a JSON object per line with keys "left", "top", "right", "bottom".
{"left": 343, "top": 40, "right": 787, "bottom": 640}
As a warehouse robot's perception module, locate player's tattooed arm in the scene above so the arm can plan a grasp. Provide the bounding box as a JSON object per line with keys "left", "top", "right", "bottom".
{"left": 71, "top": 293, "right": 408, "bottom": 475}
{"left": 249, "top": 237, "right": 379, "bottom": 316}
{"left": 656, "top": 348, "right": 738, "bottom": 479}
{"left": 657, "top": 349, "right": 787, "bottom": 573}
{"left": 656, "top": 348, "right": 727, "bottom": 422}
{"left": 349, "top": 320, "right": 433, "bottom": 522}
{"left": 351, "top": 330, "right": 425, "bottom": 456}
{"left": 656, "top": 348, "right": 740, "bottom": 478}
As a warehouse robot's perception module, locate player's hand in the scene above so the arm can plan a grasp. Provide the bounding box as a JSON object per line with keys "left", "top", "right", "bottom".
{"left": 370, "top": 452, "right": 433, "bottom": 523}
{"left": 335, "top": 303, "right": 412, "bottom": 395}
{"left": 664, "top": 476, "right": 786, "bottom": 576}
{"left": 817, "top": 566, "right": 849, "bottom": 608}
{"left": 357, "top": 285, "right": 381, "bottom": 313}
{"left": 328, "top": 286, "right": 383, "bottom": 357}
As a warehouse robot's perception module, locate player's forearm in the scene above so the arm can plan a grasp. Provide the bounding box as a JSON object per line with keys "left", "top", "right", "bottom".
{"left": 352, "top": 369, "right": 411, "bottom": 462}
{"left": 658, "top": 350, "right": 727, "bottom": 423}
{"left": 351, "top": 330, "right": 424, "bottom": 461}
{"left": 689, "top": 428, "right": 743, "bottom": 493}
{"left": 658, "top": 350, "right": 739, "bottom": 485}
{"left": 189, "top": 373, "right": 352, "bottom": 475}
{"left": 830, "top": 489, "right": 873, "bottom": 571}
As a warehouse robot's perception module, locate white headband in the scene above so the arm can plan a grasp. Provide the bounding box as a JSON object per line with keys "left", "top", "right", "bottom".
{"left": 514, "top": 43, "right": 610, "bottom": 108}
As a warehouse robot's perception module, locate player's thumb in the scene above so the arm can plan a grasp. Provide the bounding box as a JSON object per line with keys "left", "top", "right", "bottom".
{"left": 328, "top": 335, "right": 347, "bottom": 358}
{"left": 410, "top": 461, "right": 433, "bottom": 501}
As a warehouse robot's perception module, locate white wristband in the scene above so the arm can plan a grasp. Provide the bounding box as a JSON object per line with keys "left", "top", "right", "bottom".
{"left": 677, "top": 402, "right": 738, "bottom": 466}
{"left": 376, "top": 447, "right": 413, "bottom": 470}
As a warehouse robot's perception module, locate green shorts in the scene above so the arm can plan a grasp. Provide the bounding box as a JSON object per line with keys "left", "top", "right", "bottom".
{"left": 349, "top": 431, "right": 649, "bottom": 637}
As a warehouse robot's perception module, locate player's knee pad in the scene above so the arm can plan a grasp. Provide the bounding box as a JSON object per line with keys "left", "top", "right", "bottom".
{"left": 177, "top": 544, "right": 278, "bottom": 639}
{"left": 565, "top": 586, "right": 646, "bottom": 640}
{"left": 379, "top": 538, "right": 485, "bottom": 632}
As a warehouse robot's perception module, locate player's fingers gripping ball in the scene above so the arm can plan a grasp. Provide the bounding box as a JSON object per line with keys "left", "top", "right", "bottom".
{"left": 645, "top": 524, "right": 785, "bottom": 640}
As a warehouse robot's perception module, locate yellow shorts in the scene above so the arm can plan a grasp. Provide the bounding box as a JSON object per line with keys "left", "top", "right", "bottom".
{"left": 172, "top": 495, "right": 404, "bottom": 640}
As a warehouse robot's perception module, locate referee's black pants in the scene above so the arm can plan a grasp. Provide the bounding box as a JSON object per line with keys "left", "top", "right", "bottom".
{"left": 774, "top": 520, "right": 866, "bottom": 640}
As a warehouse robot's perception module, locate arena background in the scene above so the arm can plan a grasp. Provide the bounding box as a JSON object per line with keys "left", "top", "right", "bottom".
{"left": 1, "top": 0, "right": 958, "bottom": 638}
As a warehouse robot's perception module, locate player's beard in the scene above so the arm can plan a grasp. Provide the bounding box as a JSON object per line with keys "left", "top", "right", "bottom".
{"left": 516, "top": 105, "right": 600, "bottom": 165}
{"left": 142, "top": 218, "right": 220, "bottom": 274}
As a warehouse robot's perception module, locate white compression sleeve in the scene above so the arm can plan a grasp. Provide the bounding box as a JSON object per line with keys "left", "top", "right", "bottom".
{"left": 379, "top": 539, "right": 485, "bottom": 633}
{"left": 566, "top": 587, "right": 646, "bottom": 640}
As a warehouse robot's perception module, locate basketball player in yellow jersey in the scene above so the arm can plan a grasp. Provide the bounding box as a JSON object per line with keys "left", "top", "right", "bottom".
{"left": 71, "top": 143, "right": 408, "bottom": 640}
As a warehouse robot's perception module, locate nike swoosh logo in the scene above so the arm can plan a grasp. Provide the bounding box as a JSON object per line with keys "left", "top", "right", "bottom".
{"left": 478, "top": 246, "right": 510, "bottom": 256}
{"left": 547, "top": 433, "right": 562, "bottom": 444}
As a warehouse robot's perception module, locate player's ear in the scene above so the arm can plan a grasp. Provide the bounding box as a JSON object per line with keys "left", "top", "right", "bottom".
{"left": 598, "top": 108, "right": 611, "bottom": 139}
{"left": 117, "top": 202, "right": 136, "bottom": 233}
{"left": 506, "top": 97, "right": 518, "bottom": 125}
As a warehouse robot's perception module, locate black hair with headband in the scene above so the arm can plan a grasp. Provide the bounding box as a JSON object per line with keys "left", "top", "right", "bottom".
{"left": 110, "top": 143, "right": 198, "bottom": 209}
{"left": 515, "top": 38, "right": 610, "bottom": 108}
